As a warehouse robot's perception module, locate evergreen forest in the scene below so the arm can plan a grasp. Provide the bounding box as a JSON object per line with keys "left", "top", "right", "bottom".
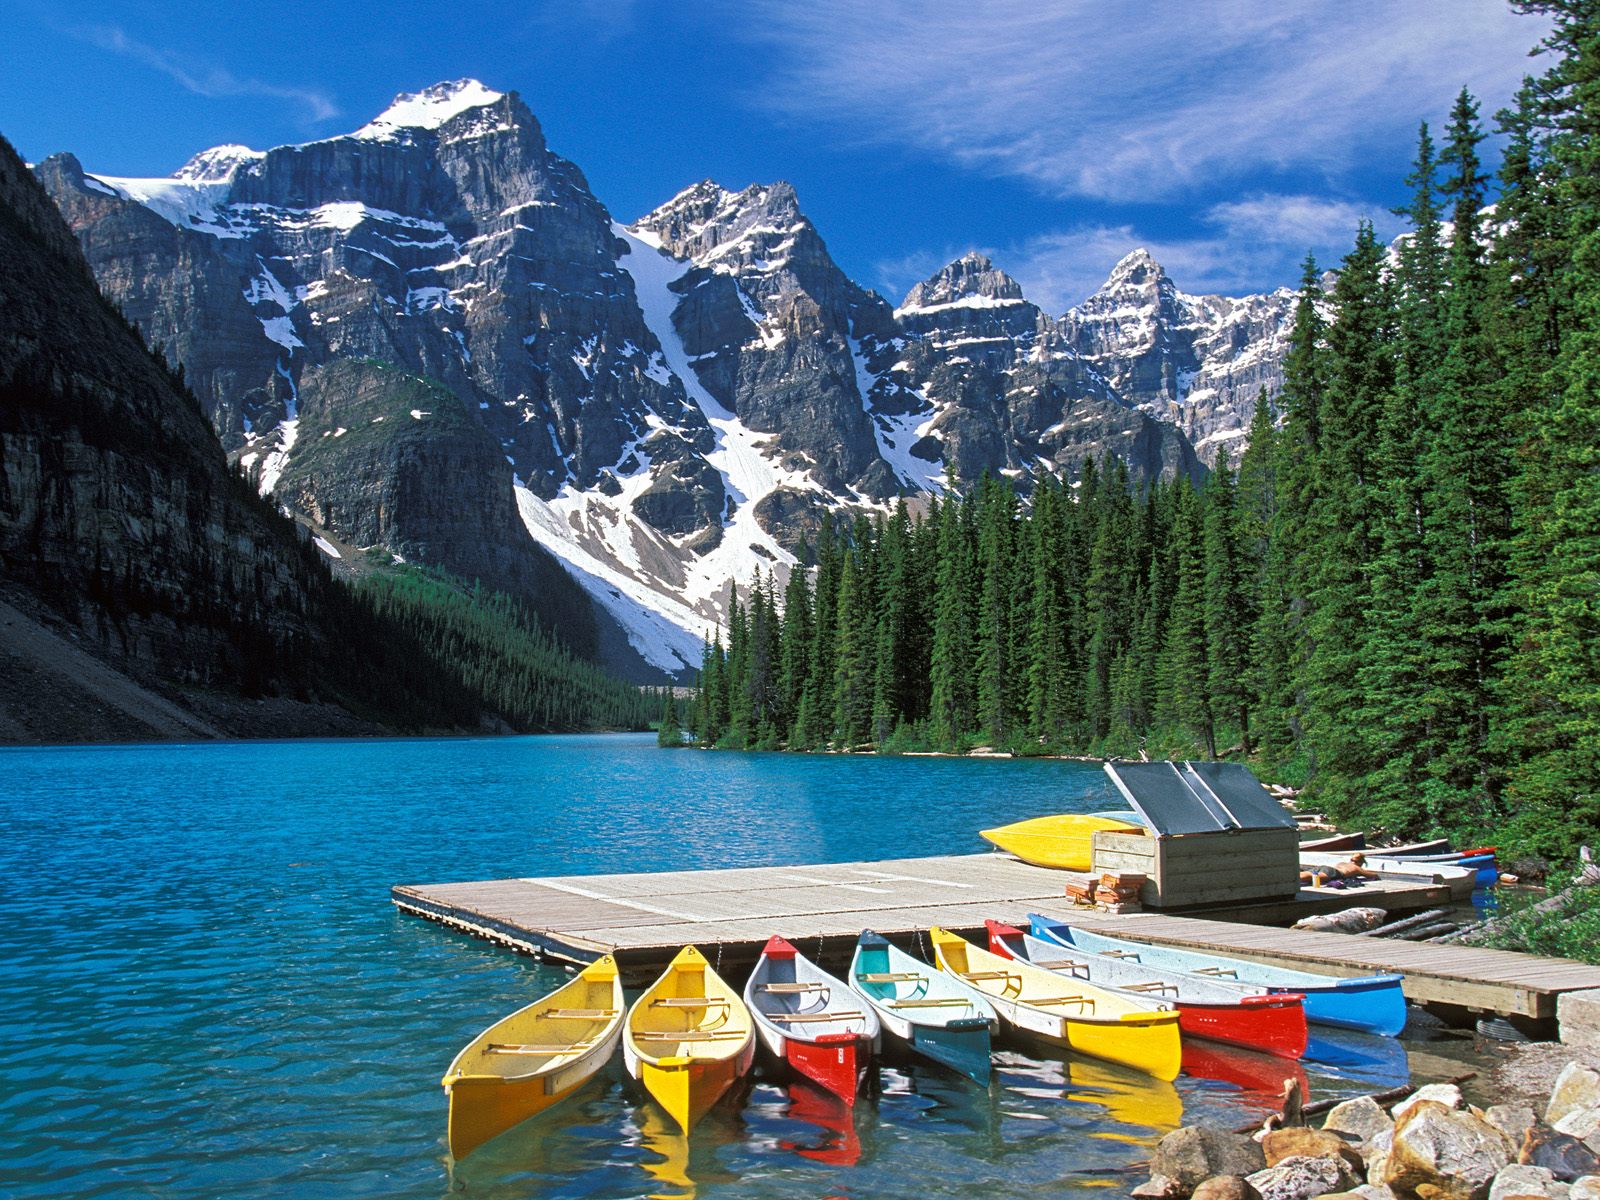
{"left": 688, "top": 1, "right": 1600, "bottom": 862}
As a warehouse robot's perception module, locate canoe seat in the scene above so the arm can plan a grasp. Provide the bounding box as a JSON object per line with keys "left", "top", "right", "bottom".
{"left": 1097, "top": 949, "right": 1140, "bottom": 959}
{"left": 765, "top": 1011, "right": 865, "bottom": 1022}
{"left": 1194, "top": 967, "right": 1238, "bottom": 978}
{"left": 651, "top": 997, "right": 729, "bottom": 1008}
{"left": 1031, "top": 995, "right": 1096, "bottom": 1009}
{"left": 859, "top": 972, "right": 922, "bottom": 983}
{"left": 1031, "top": 958, "right": 1089, "bottom": 973}
{"left": 888, "top": 997, "right": 973, "bottom": 1008}
{"left": 487, "top": 1041, "right": 593, "bottom": 1055}
{"left": 759, "top": 983, "right": 826, "bottom": 994}
{"left": 1121, "top": 982, "right": 1180, "bottom": 995}
{"left": 539, "top": 1008, "right": 618, "bottom": 1019}
{"left": 633, "top": 1030, "right": 747, "bottom": 1041}
{"left": 960, "top": 970, "right": 1020, "bottom": 982}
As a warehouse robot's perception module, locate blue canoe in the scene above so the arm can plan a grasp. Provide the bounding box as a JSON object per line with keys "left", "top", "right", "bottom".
{"left": 848, "top": 931, "right": 996, "bottom": 1084}
{"left": 1027, "top": 916, "right": 1408, "bottom": 1037}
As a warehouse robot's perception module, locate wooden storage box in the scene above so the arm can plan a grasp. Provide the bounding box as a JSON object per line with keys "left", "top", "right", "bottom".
{"left": 1090, "top": 826, "right": 1300, "bottom": 908}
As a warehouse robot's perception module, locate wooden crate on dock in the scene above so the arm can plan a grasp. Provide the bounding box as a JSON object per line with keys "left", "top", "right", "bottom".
{"left": 1091, "top": 827, "right": 1300, "bottom": 908}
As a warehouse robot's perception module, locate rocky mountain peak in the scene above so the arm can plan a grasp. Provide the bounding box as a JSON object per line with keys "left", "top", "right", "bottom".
{"left": 352, "top": 79, "right": 506, "bottom": 140}
{"left": 632, "top": 179, "right": 808, "bottom": 264}
{"left": 1103, "top": 247, "right": 1169, "bottom": 290}
{"left": 899, "top": 250, "right": 1026, "bottom": 313}
{"left": 174, "top": 144, "right": 264, "bottom": 184}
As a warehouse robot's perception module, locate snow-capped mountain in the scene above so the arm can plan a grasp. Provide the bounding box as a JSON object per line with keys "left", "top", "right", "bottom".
{"left": 35, "top": 80, "right": 1293, "bottom": 679}
{"left": 1063, "top": 249, "right": 1295, "bottom": 464}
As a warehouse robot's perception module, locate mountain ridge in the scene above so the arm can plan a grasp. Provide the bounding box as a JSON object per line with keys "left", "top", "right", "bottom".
{"left": 31, "top": 79, "right": 1297, "bottom": 678}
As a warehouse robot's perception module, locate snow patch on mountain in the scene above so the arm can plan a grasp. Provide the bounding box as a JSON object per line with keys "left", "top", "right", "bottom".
{"left": 353, "top": 80, "right": 504, "bottom": 139}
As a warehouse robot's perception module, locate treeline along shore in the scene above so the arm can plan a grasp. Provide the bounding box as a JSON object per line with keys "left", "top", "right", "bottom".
{"left": 684, "top": 3, "right": 1600, "bottom": 869}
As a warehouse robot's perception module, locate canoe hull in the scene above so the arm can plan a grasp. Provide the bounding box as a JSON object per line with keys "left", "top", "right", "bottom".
{"left": 637, "top": 1047, "right": 754, "bottom": 1133}
{"left": 1275, "top": 979, "right": 1408, "bottom": 1037}
{"left": 849, "top": 930, "right": 996, "bottom": 1085}
{"left": 442, "top": 955, "right": 624, "bottom": 1160}
{"left": 625, "top": 945, "right": 757, "bottom": 1132}
{"left": 1174, "top": 996, "right": 1307, "bottom": 1059}
{"left": 1002, "top": 920, "right": 1307, "bottom": 1060}
{"left": 785, "top": 1032, "right": 870, "bottom": 1105}
{"left": 446, "top": 1043, "right": 612, "bottom": 1160}
{"left": 931, "top": 927, "right": 1182, "bottom": 1082}
{"left": 1031, "top": 917, "right": 1408, "bottom": 1038}
{"left": 907, "top": 1018, "right": 993, "bottom": 1085}
{"left": 979, "top": 814, "right": 1140, "bottom": 870}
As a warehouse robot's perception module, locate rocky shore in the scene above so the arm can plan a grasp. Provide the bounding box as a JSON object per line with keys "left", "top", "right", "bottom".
{"left": 1132, "top": 1062, "right": 1600, "bottom": 1200}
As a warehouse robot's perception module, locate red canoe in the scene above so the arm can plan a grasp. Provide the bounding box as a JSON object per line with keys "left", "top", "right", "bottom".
{"left": 987, "top": 921, "right": 1308, "bottom": 1059}
{"left": 744, "top": 936, "right": 882, "bottom": 1104}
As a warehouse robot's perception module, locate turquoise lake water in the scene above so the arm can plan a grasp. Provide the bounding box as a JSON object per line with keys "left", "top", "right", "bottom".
{"left": 0, "top": 734, "right": 1440, "bottom": 1199}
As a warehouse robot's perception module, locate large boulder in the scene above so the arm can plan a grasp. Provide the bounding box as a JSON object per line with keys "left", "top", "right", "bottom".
{"left": 1554, "top": 1108, "right": 1600, "bottom": 1147}
{"left": 1486, "top": 1108, "right": 1540, "bottom": 1153}
{"left": 1522, "top": 1127, "right": 1600, "bottom": 1181}
{"left": 1249, "top": 1156, "right": 1358, "bottom": 1200}
{"left": 1154, "top": 1127, "right": 1269, "bottom": 1191}
{"left": 1488, "top": 1164, "right": 1562, "bottom": 1200}
{"left": 1192, "top": 1177, "right": 1264, "bottom": 1200}
{"left": 1264, "top": 1128, "right": 1367, "bottom": 1175}
{"left": 1549, "top": 1066, "right": 1600, "bottom": 1128}
{"left": 1569, "top": 1176, "right": 1600, "bottom": 1200}
{"left": 1325, "top": 1097, "right": 1396, "bottom": 1147}
{"left": 1393, "top": 1085, "right": 1465, "bottom": 1122}
{"left": 1384, "top": 1101, "right": 1510, "bottom": 1200}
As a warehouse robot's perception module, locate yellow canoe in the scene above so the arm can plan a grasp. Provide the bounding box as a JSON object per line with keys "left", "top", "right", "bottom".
{"left": 624, "top": 946, "right": 756, "bottom": 1132}
{"left": 979, "top": 813, "right": 1141, "bottom": 870}
{"left": 930, "top": 927, "right": 1181, "bottom": 1082}
{"left": 441, "top": 955, "right": 625, "bottom": 1160}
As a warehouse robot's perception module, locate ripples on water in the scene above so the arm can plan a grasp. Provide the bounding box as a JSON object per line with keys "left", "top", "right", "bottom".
{"left": 1, "top": 734, "right": 1419, "bottom": 1199}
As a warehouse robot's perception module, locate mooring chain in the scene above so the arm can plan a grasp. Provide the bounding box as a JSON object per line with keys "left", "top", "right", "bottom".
{"left": 714, "top": 940, "right": 724, "bottom": 974}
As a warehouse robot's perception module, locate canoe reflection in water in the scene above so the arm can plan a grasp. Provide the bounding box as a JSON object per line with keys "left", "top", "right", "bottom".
{"left": 1303, "top": 1026, "right": 1411, "bottom": 1091}
{"left": 632, "top": 1100, "right": 742, "bottom": 1200}
{"left": 1183, "top": 1041, "right": 1312, "bottom": 1114}
{"left": 993, "top": 1044, "right": 1184, "bottom": 1144}
{"left": 781, "top": 1079, "right": 866, "bottom": 1166}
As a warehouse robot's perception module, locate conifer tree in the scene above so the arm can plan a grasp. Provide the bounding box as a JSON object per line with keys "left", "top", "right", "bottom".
{"left": 1255, "top": 258, "right": 1327, "bottom": 766}
{"left": 1204, "top": 450, "right": 1253, "bottom": 755}
{"left": 1412, "top": 87, "right": 1514, "bottom": 830}
{"left": 1303, "top": 223, "right": 1396, "bottom": 815}
{"left": 929, "top": 492, "right": 977, "bottom": 749}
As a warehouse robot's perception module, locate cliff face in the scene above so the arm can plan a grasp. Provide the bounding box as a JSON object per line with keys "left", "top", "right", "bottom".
{"left": 0, "top": 132, "right": 433, "bottom": 732}
{"left": 0, "top": 135, "right": 312, "bottom": 685}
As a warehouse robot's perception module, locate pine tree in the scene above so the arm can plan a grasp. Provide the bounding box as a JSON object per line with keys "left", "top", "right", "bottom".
{"left": 929, "top": 492, "right": 977, "bottom": 750}
{"left": 1500, "top": 1, "right": 1600, "bottom": 856}
{"left": 1303, "top": 223, "right": 1396, "bottom": 818}
{"left": 974, "top": 475, "right": 1018, "bottom": 746}
{"left": 1159, "top": 479, "right": 1214, "bottom": 756}
{"left": 1411, "top": 88, "right": 1514, "bottom": 833}
{"left": 1204, "top": 450, "right": 1253, "bottom": 755}
{"left": 1254, "top": 258, "right": 1327, "bottom": 767}
{"left": 1355, "top": 122, "right": 1447, "bottom": 827}
{"left": 832, "top": 546, "right": 876, "bottom": 747}
{"left": 658, "top": 689, "right": 684, "bottom": 747}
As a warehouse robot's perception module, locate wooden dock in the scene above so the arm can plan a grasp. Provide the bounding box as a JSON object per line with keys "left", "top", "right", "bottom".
{"left": 389, "top": 852, "right": 1600, "bottom": 1010}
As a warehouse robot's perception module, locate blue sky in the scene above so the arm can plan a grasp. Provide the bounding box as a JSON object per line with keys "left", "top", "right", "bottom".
{"left": 2, "top": 0, "right": 1551, "bottom": 310}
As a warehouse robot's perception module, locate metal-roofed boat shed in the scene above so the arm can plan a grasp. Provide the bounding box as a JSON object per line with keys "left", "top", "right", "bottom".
{"left": 1092, "top": 761, "right": 1301, "bottom": 908}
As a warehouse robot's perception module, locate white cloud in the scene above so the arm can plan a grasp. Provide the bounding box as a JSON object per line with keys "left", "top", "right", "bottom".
{"left": 733, "top": 0, "right": 1549, "bottom": 202}
{"left": 81, "top": 25, "right": 338, "bottom": 123}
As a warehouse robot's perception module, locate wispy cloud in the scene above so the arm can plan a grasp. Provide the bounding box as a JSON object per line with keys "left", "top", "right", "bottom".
{"left": 875, "top": 192, "right": 1404, "bottom": 312}
{"left": 734, "top": 0, "right": 1547, "bottom": 203}
{"left": 81, "top": 25, "right": 338, "bottom": 123}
